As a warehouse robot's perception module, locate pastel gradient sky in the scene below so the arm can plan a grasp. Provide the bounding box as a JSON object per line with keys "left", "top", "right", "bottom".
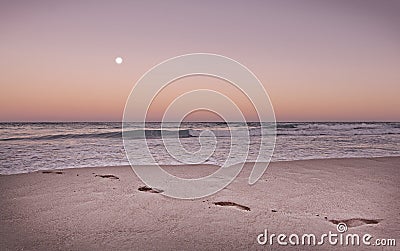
{"left": 1, "top": 0, "right": 399, "bottom": 121}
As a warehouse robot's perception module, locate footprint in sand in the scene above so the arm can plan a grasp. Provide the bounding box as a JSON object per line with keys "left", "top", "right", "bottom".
{"left": 42, "top": 170, "right": 64, "bottom": 174}
{"left": 213, "top": 201, "right": 251, "bottom": 211}
{"left": 138, "top": 185, "right": 164, "bottom": 193}
{"left": 329, "top": 218, "right": 381, "bottom": 228}
{"left": 95, "top": 174, "right": 119, "bottom": 180}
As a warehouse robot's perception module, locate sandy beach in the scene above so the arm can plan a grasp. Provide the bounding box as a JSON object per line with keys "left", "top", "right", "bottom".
{"left": 0, "top": 157, "right": 399, "bottom": 250}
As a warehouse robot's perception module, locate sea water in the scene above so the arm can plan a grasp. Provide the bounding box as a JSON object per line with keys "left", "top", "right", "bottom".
{"left": 0, "top": 122, "right": 399, "bottom": 174}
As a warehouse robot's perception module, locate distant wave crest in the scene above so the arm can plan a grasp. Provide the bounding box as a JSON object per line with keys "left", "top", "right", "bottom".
{"left": 1, "top": 122, "right": 399, "bottom": 141}
{"left": 0, "top": 129, "right": 197, "bottom": 141}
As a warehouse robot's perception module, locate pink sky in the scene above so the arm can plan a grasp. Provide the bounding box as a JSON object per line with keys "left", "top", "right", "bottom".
{"left": 0, "top": 0, "right": 399, "bottom": 121}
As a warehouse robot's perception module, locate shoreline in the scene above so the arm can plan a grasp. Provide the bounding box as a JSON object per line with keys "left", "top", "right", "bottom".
{"left": 2, "top": 155, "right": 400, "bottom": 176}
{"left": 0, "top": 157, "right": 399, "bottom": 250}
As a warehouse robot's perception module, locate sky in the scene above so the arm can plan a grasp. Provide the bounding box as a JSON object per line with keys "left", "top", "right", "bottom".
{"left": 0, "top": 0, "right": 399, "bottom": 122}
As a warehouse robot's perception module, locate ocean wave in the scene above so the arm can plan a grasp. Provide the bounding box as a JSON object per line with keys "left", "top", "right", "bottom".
{"left": 1, "top": 122, "right": 399, "bottom": 141}
{"left": 0, "top": 129, "right": 196, "bottom": 141}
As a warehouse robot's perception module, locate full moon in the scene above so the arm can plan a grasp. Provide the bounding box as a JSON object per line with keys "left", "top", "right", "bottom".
{"left": 115, "top": 57, "right": 123, "bottom": 64}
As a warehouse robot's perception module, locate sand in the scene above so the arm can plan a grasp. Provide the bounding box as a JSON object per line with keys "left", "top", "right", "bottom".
{"left": 0, "top": 157, "right": 399, "bottom": 250}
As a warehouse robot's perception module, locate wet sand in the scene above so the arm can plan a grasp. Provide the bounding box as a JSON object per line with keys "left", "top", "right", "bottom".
{"left": 0, "top": 157, "right": 399, "bottom": 250}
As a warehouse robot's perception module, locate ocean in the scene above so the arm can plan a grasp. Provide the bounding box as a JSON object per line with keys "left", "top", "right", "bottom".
{"left": 0, "top": 122, "right": 399, "bottom": 175}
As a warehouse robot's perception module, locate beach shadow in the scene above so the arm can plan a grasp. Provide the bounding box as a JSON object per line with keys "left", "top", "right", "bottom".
{"left": 214, "top": 201, "right": 251, "bottom": 211}
{"left": 42, "top": 170, "right": 64, "bottom": 174}
{"left": 329, "top": 218, "right": 381, "bottom": 228}
{"left": 138, "top": 185, "right": 163, "bottom": 193}
{"left": 95, "top": 174, "right": 119, "bottom": 180}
